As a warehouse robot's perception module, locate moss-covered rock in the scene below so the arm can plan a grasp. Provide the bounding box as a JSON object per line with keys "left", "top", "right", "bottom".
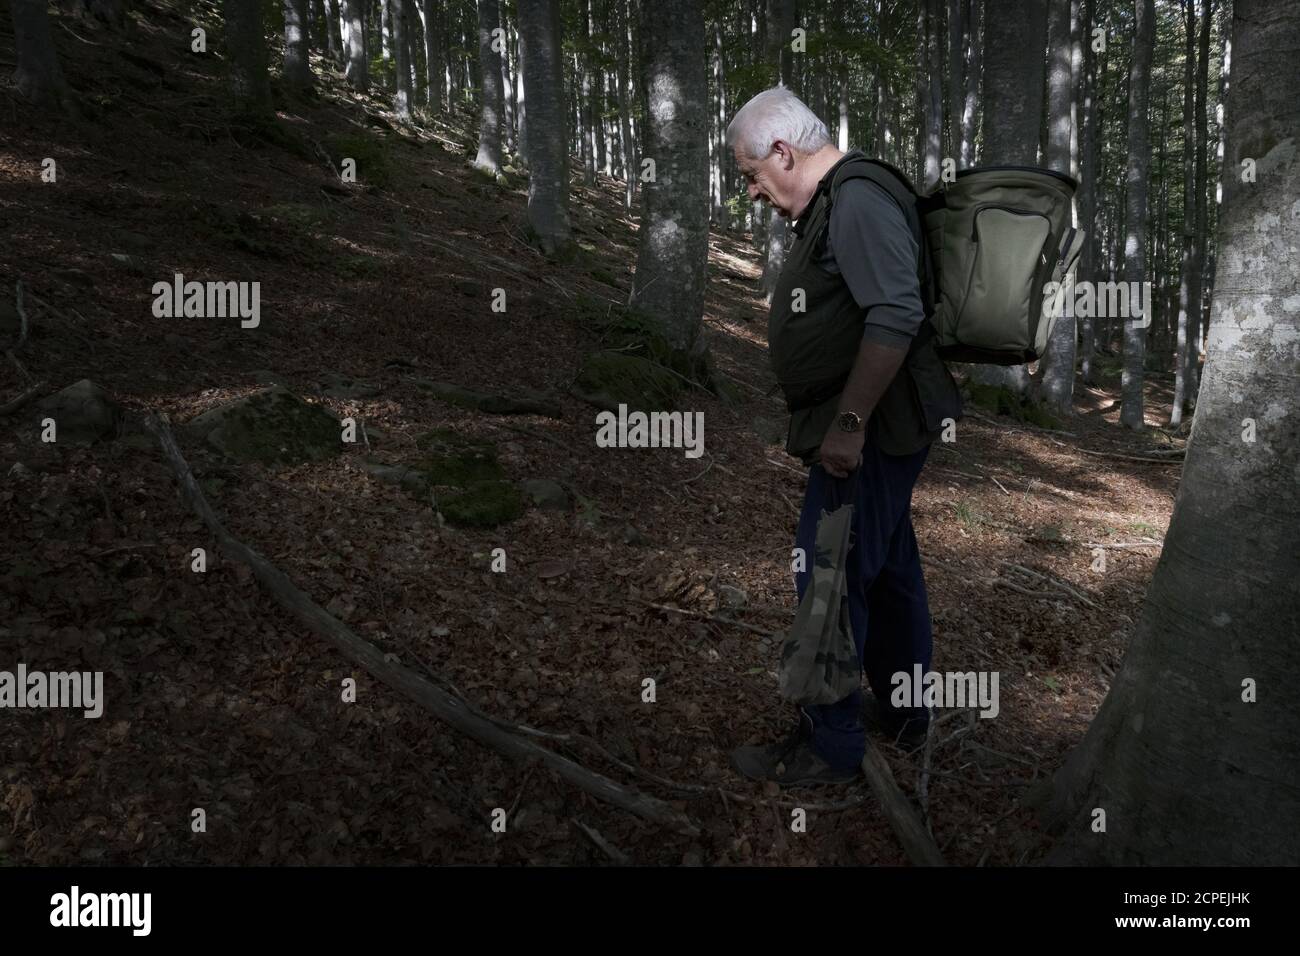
{"left": 572, "top": 350, "right": 683, "bottom": 412}
{"left": 415, "top": 380, "right": 563, "bottom": 418}
{"left": 187, "top": 385, "right": 341, "bottom": 465}
{"left": 438, "top": 480, "right": 524, "bottom": 527}
{"left": 35, "top": 379, "right": 122, "bottom": 444}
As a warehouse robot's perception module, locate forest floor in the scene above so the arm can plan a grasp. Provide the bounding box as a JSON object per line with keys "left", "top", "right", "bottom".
{"left": 0, "top": 3, "right": 1186, "bottom": 865}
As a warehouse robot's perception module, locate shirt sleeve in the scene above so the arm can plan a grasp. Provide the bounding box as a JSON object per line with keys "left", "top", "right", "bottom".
{"left": 823, "top": 178, "right": 925, "bottom": 348}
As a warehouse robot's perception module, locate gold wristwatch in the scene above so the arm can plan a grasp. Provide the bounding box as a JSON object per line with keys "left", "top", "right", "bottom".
{"left": 837, "top": 410, "right": 864, "bottom": 432}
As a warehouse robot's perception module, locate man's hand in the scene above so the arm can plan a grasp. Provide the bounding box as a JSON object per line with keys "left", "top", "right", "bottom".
{"left": 819, "top": 426, "right": 865, "bottom": 478}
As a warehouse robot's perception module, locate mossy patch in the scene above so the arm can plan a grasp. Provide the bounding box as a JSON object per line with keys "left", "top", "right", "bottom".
{"left": 437, "top": 480, "right": 524, "bottom": 527}
{"left": 573, "top": 350, "right": 684, "bottom": 411}
{"left": 325, "top": 132, "right": 392, "bottom": 187}
{"left": 402, "top": 430, "right": 522, "bottom": 527}
{"left": 966, "top": 383, "right": 1063, "bottom": 431}
{"left": 188, "top": 386, "right": 341, "bottom": 465}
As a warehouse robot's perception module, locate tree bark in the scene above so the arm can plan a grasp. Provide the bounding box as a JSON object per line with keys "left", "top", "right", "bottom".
{"left": 9, "top": 0, "right": 72, "bottom": 110}
{"left": 518, "top": 0, "right": 571, "bottom": 254}
{"left": 224, "top": 0, "right": 272, "bottom": 111}
{"left": 390, "top": 0, "right": 412, "bottom": 117}
{"left": 1037, "top": 0, "right": 1077, "bottom": 414}
{"left": 1187, "top": 0, "right": 1213, "bottom": 409}
{"left": 1039, "top": 0, "right": 1300, "bottom": 864}
{"left": 325, "top": 0, "right": 343, "bottom": 63}
{"left": 1120, "top": 0, "right": 1154, "bottom": 430}
{"left": 341, "top": 0, "right": 369, "bottom": 91}
{"left": 473, "top": 0, "right": 503, "bottom": 172}
{"left": 283, "top": 0, "right": 314, "bottom": 91}
{"left": 1078, "top": 0, "right": 1098, "bottom": 384}
{"left": 630, "top": 0, "right": 710, "bottom": 362}
{"left": 416, "top": 0, "right": 443, "bottom": 111}
{"left": 960, "top": 0, "right": 981, "bottom": 166}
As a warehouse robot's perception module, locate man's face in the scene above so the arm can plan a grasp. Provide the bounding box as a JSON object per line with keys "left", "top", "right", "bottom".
{"left": 735, "top": 142, "right": 801, "bottom": 218}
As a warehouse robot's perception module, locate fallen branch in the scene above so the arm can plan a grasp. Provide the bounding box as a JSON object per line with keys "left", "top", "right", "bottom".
{"left": 143, "top": 413, "right": 699, "bottom": 838}
{"left": 860, "top": 738, "right": 946, "bottom": 866}
{"left": 632, "top": 598, "right": 781, "bottom": 639}
{"left": 0, "top": 381, "right": 43, "bottom": 416}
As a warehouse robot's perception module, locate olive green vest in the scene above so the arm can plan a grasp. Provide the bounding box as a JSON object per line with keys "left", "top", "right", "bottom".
{"left": 768, "top": 152, "right": 961, "bottom": 461}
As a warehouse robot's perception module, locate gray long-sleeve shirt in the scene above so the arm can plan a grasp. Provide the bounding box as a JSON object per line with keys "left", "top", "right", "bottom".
{"left": 816, "top": 178, "right": 925, "bottom": 349}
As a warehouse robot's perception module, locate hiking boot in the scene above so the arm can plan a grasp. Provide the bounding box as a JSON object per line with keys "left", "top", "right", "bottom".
{"left": 730, "top": 715, "right": 859, "bottom": 786}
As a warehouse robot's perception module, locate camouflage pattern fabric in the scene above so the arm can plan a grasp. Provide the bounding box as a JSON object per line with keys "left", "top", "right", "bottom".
{"left": 777, "top": 500, "right": 861, "bottom": 705}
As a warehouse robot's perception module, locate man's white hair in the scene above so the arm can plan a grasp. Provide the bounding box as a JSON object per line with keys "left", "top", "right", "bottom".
{"left": 726, "top": 86, "right": 832, "bottom": 159}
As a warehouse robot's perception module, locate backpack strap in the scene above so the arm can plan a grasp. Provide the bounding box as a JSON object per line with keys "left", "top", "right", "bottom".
{"left": 821, "top": 156, "right": 938, "bottom": 320}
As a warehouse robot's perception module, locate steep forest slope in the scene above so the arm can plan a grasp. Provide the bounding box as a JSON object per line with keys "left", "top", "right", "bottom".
{"left": 0, "top": 2, "right": 1184, "bottom": 865}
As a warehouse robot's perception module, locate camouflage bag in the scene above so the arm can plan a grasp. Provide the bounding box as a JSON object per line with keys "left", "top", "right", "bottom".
{"left": 777, "top": 476, "right": 860, "bottom": 706}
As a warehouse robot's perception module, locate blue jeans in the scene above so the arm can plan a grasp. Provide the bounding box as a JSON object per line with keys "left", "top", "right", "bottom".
{"left": 793, "top": 437, "right": 933, "bottom": 770}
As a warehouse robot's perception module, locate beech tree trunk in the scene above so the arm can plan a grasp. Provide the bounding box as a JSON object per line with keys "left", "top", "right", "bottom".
{"left": 1040, "top": 0, "right": 1300, "bottom": 864}
{"left": 630, "top": 0, "right": 710, "bottom": 361}
{"left": 224, "top": 0, "right": 272, "bottom": 111}
{"left": 473, "top": 0, "right": 503, "bottom": 173}
{"left": 341, "top": 0, "right": 369, "bottom": 91}
{"left": 283, "top": 0, "right": 313, "bottom": 90}
{"left": 391, "top": 0, "right": 412, "bottom": 118}
{"left": 1120, "top": 0, "right": 1155, "bottom": 430}
{"left": 518, "top": 0, "right": 571, "bottom": 254}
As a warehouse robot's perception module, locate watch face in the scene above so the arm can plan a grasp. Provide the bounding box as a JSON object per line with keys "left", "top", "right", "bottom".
{"left": 839, "top": 412, "right": 862, "bottom": 431}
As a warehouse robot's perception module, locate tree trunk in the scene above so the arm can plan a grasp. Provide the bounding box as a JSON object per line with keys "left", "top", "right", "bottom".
{"left": 390, "top": 0, "right": 412, "bottom": 117}
{"left": 1039, "top": 0, "right": 1300, "bottom": 864}
{"left": 416, "top": 0, "right": 443, "bottom": 111}
{"left": 518, "top": 0, "right": 571, "bottom": 254}
{"left": 472, "top": 0, "right": 503, "bottom": 173}
{"left": 616, "top": 0, "right": 635, "bottom": 207}
{"left": 381, "top": 0, "right": 393, "bottom": 66}
{"left": 961, "top": 0, "right": 981, "bottom": 166}
{"left": 1187, "top": 0, "right": 1213, "bottom": 410}
{"left": 922, "top": 0, "right": 943, "bottom": 190}
{"left": 283, "top": 0, "right": 314, "bottom": 90}
{"left": 325, "top": 0, "right": 343, "bottom": 63}
{"left": 224, "top": 0, "right": 272, "bottom": 111}
{"left": 9, "top": 0, "right": 72, "bottom": 110}
{"left": 502, "top": 10, "right": 516, "bottom": 155}
{"left": 760, "top": 0, "right": 796, "bottom": 299}
{"left": 1037, "top": 0, "right": 1078, "bottom": 413}
{"left": 630, "top": 0, "right": 710, "bottom": 361}
{"left": 981, "top": 0, "right": 1046, "bottom": 165}
{"left": 341, "top": 0, "right": 369, "bottom": 91}
{"left": 1120, "top": 0, "right": 1154, "bottom": 430}
{"left": 1078, "top": 0, "right": 1098, "bottom": 384}
{"left": 1172, "top": 0, "right": 1197, "bottom": 426}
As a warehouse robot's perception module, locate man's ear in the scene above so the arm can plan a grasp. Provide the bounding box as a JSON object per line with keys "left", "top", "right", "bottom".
{"left": 772, "top": 140, "right": 797, "bottom": 170}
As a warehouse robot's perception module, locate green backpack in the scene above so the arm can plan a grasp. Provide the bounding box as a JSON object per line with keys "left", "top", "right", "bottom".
{"left": 829, "top": 158, "right": 1085, "bottom": 365}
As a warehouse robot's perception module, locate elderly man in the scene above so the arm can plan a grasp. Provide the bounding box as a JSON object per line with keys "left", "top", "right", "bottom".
{"left": 728, "top": 87, "right": 962, "bottom": 785}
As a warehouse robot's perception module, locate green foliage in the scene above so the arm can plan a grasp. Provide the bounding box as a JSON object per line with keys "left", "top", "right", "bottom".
{"left": 438, "top": 481, "right": 524, "bottom": 528}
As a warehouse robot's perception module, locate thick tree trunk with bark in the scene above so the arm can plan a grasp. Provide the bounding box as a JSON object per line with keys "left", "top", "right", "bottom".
{"left": 325, "top": 0, "right": 343, "bottom": 63}
{"left": 518, "top": 0, "right": 571, "bottom": 254}
{"left": 415, "top": 0, "right": 443, "bottom": 111}
{"left": 283, "top": 0, "right": 313, "bottom": 90}
{"left": 1078, "top": 0, "right": 1098, "bottom": 384}
{"left": 1039, "top": 0, "right": 1300, "bottom": 864}
{"left": 1038, "top": 0, "right": 1078, "bottom": 413}
{"left": 390, "top": 0, "right": 412, "bottom": 118}
{"left": 224, "top": 0, "right": 272, "bottom": 111}
{"left": 1120, "top": 0, "right": 1155, "bottom": 430}
{"left": 9, "top": 0, "right": 72, "bottom": 110}
{"left": 341, "top": 0, "right": 369, "bottom": 91}
{"left": 473, "top": 0, "right": 503, "bottom": 173}
{"left": 1187, "top": 0, "right": 1213, "bottom": 409}
{"left": 630, "top": 0, "right": 710, "bottom": 360}
{"left": 760, "top": 0, "right": 796, "bottom": 299}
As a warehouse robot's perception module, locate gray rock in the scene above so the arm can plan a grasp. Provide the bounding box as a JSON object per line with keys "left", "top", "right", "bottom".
{"left": 35, "top": 379, "right": 121, "bottom": 444}
{"left": 520, "top": 478, "right": 569, "bottom": 511}
{"left": 716, "top": 585, "right": 749, "bottom": 611}
{"left": 621, "top": 524, "right": 651, "bottom": 547}
{"left": 362, "top": 461, "right": 431, "bottom": 496}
